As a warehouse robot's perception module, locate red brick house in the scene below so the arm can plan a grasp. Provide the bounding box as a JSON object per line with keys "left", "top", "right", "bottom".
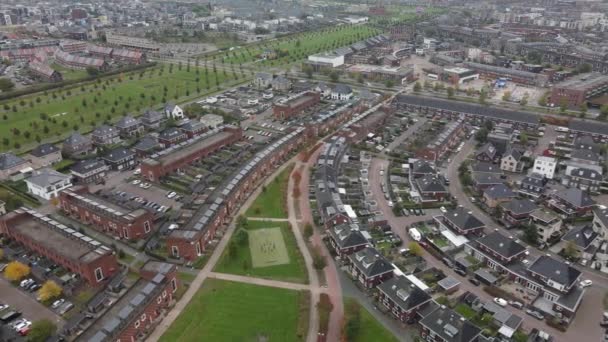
{"left": 346, "top": 247, "right": 394, "bottom": 288}
{"left": 273, "top": 91, "right": 321, "bottom": 120}
{"left": 327, "top": 223, "right": 369, "bottom": 258}
{"left": 0, "top": 207, "right": 118, "bottom": 286}
{"left": 440, "top": 207, "right": 485, "bottom": 235}
{"left": 60, "top": 185, "right": 154, "bottom": 240}
{"left": 547, "top": 188, "right": 596, "bottom": 217}
{"left": 500, "top": 198, "right": 538, "bottom": 228}
{"left": 466, "top": 231, "right": 527, "bottom": 266}
{"left": 377, "top": 275, "right": 432, "bottom": 324}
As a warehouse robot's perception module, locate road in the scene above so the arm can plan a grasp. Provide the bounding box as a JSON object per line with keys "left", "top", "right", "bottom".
{"left": 0, "top": 277, "right": 64, "bottom": 326}
{"left": 385, "top": 117, "right": 428, "bottom": 152}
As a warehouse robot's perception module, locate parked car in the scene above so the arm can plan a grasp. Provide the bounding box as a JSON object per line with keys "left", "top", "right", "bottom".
{"left": 440, "top": 206, "right": 447, "bottom": 214}
{"left": 454, "top": 268, "right": 467, "bottom": 277}
{"left": 468, "top": 278, "right": 481, "bottom": 286}
{"left": 508, "top": 300, "right": 524, "bottom": 309}
{"left": 580, "top": 279, "right": 593, "bottom": 288}
{"left": 51, "top": 299, "right": 65, "bottom": 309}
{"left": 526, "top": 309, "right": 545, "bottom": 320}
{"left": 493, "top": 298, "right": 508, "bottom": 307}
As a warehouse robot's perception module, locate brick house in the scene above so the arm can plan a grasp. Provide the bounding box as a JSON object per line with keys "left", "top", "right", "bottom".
{"left": 60, "top": 185, "right": 154, "bottom": 240}
{"left": 327, "top": 223, "right": 369, "bottom": 258}
{"left": 475, "top": 142, "right": 499, "bottom": 163}
{"left": 466, "top": 231, "right": 527, "bottom": 266}
{"left": 180, "top": 120, "right": 207, "bottom": 139}
{"left": 141, "top": 110, "right": 166, "bottom": 129}
{"left": 62, "top": 132, "right": 93, "bottom": 157}
{"left": 413, "top": 174, "right": 449, "bottom": 202}
{"left": 70, "top": 158, "right": 108, "bottom": 184}
{"left": 116, "top": 116, "right": 144, "bottom": 138}
{"left": 0, "top": 153, "right": 31, "bottom": 180}
{"left": 500, "top": 198, "right": 538, "bottom": 228}
{"left": 103, "top": 147, "right": 136, "bottom": 171}
{"left": 441, "top": 207, "right": 485, "bottom": 235}
{"left": 272, "top": 91, "right": 321, "bottom": 120}
{"left": 346, "top": 247, "right": 394, "bottom": 288}
{"left": 0, "top": 207, "right": 118, "bottom": 286}
{"left": 377, "top": 276, "right": 432, "bottom": 324}
{"left": 519, "top": 173, "right": 546, "bottom": 198}
{"left": 27, "top": 143, "right": 63, "bottom": 169}
{"left": 92, "top": 125, "right": 121, "bottom": 146}
{"left": 158, "top": 127, "right": 188, "bottom": 148}
{"left": 483, "top": 184, "right": 516, "bottom": 208}
{"left": 419, "top": 305, "right": 482, "bottom": 342}
{"left": 134, "top": 136, "right": 160, "bottom": 158}
{"left": 547, "top": 188, "right": 595, "bottom": 217}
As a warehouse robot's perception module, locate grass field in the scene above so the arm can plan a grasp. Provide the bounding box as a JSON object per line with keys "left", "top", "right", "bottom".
{"left": 249, "top": 227, "right": 290, "bottom": 268}
{"left": 344, "top": 298, "right": 398, "bottom": 342}
{"left": 246, "top": 164, "right": 292, "bottom": 218}
{"left": 0, "top": 63, "right": 242, "bottom": 152}
{"left": 160, "top": 279, "right": 309, "bottom": 342}
{"left": 50, "top": 63, "right": 89, "bottom": 81}
{"left": 215, "top": 220, "right": 308, "bottom": 284}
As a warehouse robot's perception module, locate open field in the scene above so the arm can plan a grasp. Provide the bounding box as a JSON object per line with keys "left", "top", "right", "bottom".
{"left": 50, "top": 63, "right": 89, "bottom": 81}
{"left": 0, "top": 63, "right": 242, "bottom": 152}
{"left": 160, "top": 279, "right": 309, "bottom": 342}
{"left": 246, "top": 164, "right": 292, "bottom": 218}
{"left": 344, "top": 298, "right": 399, "bottom": 342}
{"left": 215, "top": 220, "right": 308, "bottom": 284}
{"left": 249, "top": 227, "right": 290, "bottom": 268}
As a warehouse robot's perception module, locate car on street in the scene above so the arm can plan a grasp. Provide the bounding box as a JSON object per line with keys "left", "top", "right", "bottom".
{"left": 51, "top": 299, "right": 65, "bottom": 309}
{"left": 167, "top": 191, "right": 177, "bottom": 199}
{"left": 526, "top": 309, "right": 545, "bottom": 320}
{"left": 388, "top": 201, "right": 393, "bottom": 207}
{"left": 468, "top": 278, "right": 480, "bottom": 286}
{"left": 493, "top": 298, "right": 508, "bottom": 307}
{"left": 580, "top": 279, "right": 593, "bottom": 288}
{"left": 454, "top": 268, "right": 467, "bottom": 276}
{"left": 440, "top": 206, "right": 447, "bottom": 214}
{"left": 508, "top": 300, "right": 524, "bottom": 309}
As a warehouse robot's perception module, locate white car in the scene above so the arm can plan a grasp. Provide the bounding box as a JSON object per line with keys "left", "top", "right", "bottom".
{"left": 580, "top": 279, "right": 593, "bottom": 288}
{"left": 388, "top": 201, "right": 394, "bottom": 207}
{"left": 133, "top": 168, "right": 141, "bottom": 175}
{"left": 493, "top": 298, "right": 508, "bottom": 307}
{"left": 131, "top": 179, "right": 141, "bottom": 185}
{"left": 143, "top": 183, "right": 152, "bottom": 189}
{"left": 51, "top": 299, "right": 65, "bottom": 309}
{"left": 167, "top": 191, "right": 177, "bottom": 199}
{"left": 440, "top": 206, "right": 447, "bottom": 214}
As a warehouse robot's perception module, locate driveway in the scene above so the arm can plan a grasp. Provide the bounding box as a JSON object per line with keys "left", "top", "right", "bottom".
{"left": 0, "top": 277, "right": 64, "bottom": 326}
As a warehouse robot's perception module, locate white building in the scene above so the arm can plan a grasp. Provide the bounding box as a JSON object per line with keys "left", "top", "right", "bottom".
{"left": 164, "top": 103, "right": 184, "bottom": 120}
{"left": 532, "top": 156, "right": 557, "bottom": 179}
{"left": 25, "top": 168, "right": 72, "bottom": 200}
{"left": 200, "top": 114, "right": 224, "bottom": 129}
{"left": 308, "top": 52, "right": 344, "bottom": 68}
{"left": 423, "top": 38, "right": 438, "bottom": 50}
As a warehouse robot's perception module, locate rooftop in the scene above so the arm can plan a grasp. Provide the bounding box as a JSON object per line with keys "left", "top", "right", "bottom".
{"left": 555, "top": 72, "right": 608, "bottom": 91}
{"left": 476, "top": 231, "right": 526, "bottom": 260}
{"left": 152, "top": 128, "right": 234, "bottom": 166}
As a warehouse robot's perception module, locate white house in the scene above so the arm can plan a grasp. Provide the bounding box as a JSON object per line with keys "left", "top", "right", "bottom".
{"left": 308, "top": 52, "right": 344, "bottom": 68}
{"left": 331, "top": 84, "right": 353, "bottom": 101}
{"left": 199, "top": 114, "right": 224, "bottom": 129}
{"left": 532, "top": 156, "right": 557, "bottom": 179}
{"left": 25, "top": 168, "right": 72, "bottom": 200}
{"left": 164, "top": 103, "right": 185, "bottom": 120}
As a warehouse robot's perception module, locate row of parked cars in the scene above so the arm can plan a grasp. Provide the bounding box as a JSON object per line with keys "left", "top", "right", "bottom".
{"left": 492, "top": 296, "right": 546, "bottom": 320}
{"left": 0, "top": 303, "right": 30, "bottom": 336}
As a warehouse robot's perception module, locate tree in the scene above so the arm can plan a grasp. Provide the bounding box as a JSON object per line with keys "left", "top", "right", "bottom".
{"left": 408, "top": 241, "right": 423, "bottom": 256}
{"left": 228, "top": 241, "right": 238, "bottom": 259}
{"left": 27, "top": 319, "right": 56, "bottom": 342}
{"left": 413, "top": 82, "right": 422, "bottom": 93}
{"left": 311, "top": 246, "right": 327, "bottom": 270}
{"left": 302, "top": 64, "right": 313, "bottom": 79}
{"left": 559, "top": 98, "right": 569, "bottom": 113}
{"left": 0, "top": 78, "right": 15, "bottom": 92}
{"left": 579, "top": 103, "right": 588, "bottom": 117}
{"left": 385, "top": 79, "right": 395, "bottom": 88}
{"left": 502, "top": 91, "right": 511, "bottom": 102}
{"left": 522, "top": 223, "right": 539, "bottom": 246}
{"left": 329, "top": 71, "right": 339, "bottom": 82}
{"left": 86, "top": 67, "right": 100, "bottom": 76}
{"left": 234, "top": 229, "right": 248, "bottom": 246}
{"left": 520, "top": 132, "right": 528, "bottom": 145}
{"left": 478, "top": 90, "right": 487, "bottom": 105}
{"left": 38, "top": 280, "right": 62, "bottom": 302}
{"left": 4, "top": 261, "right": 30, "bottom": 281}
{"left": 344, "top": 301, "right": 361, "bottom": 340}
{"left": 447, "top": 87, "right": 454, "bottom": 99}
{"left": 600, "top": 105, "right": 608, "bottom": 120}
{"left": 304, "top": 223, "right": 314, "bottom": 240}
{"left": 475, "top": 128, "right": 489, "bottom": 144}
{"left": 564, "top": 240, "right": 579, "bottom": 260}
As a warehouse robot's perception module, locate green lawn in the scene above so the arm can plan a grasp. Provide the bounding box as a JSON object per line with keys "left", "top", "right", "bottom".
{"left": 214, "top": 220, "right": 308, "bottom": 284}
{"left": 0, "top": 63, "right": 241, "bottom": 152}
{"left": 455, "top": 303, "right": 477, "bottom": 320}
{"left": 245, "top": 164, "right": 293, "bottom": 218}
{"left": 51, "top": 63, "right": 89, "bottom": 81}
{"left": 344, "top": 298, "right": 398, "bottom": 342}
{"left": 160, "top": 279, "right": 309, "bottom": 342}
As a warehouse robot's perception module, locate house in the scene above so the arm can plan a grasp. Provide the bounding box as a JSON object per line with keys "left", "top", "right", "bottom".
{"left": 180, "top": 120, "right": 207, "bottom": 138}
{"left": 441, "top": 207, "right": 485, "bottom": 235}
{"left": 141, "top": 110, "right": 165, "bottom": 129}
{"left": 573, "top": 135, "right": 599, "bottom": 153}
{"left": 413, "top": 174, "right": 449, "bottom": 202}
{"left": 419, "top": 305, "right": 482, "bottom": 342}
{"left": 62, "top": 132, "right": 93, "bottom": 157}
{"left": 27, "top": 143, "right": 62, "bottom": 169}
{"left": 500, "top": 199, "right": 537, "bottom": 228}
{"left": 133, "top": 136, "right": 160, "bottom": 157}
{"left": 70, "top": 159, "right": 108, "bottom": 184}
{"left": 470, "top": 161, "right": 502, "bottom": 175}
{"left": 472, "top": 173, "right": 502, "bottom": 192}
{"left": 527, "top": 255, "right": 581, "bottom": 294}
{"left": 483, "top": 184, "right": 516, "bottom": 208}
{"left": 467, "top": 231, "right": 527, "bottom": 265}
{"left": 592, "top": 207, "right": 608, "bottom": 239}
{"left": 570, "top": 149, "right": 600, "bottom": 166}
{"left": 103, "top": 147, "right": 136, "bottom": 171}
{"left": 315, "top": 82, "right": 332, "bottom": 97}
{"left": 200, "top": 114, "right": 224, "bottom": 129}
{"left": 347, "top": 247, "right": 394, "bottom": 288}
{"left": 548, "top": 188, "right": 595, "bottom": 216}
{"left": 253, "top": 72, "right": 273, "bottom": 89}
{"left": 532, "top": 156, "right": 557, "bottom": 179}
{"left": 500, "top": 145, "right": 525, "bottom": 173}
{"left": 0, "top": 153, "right": 31, "bottom": 180}
{"left": 331, "top": 84, "right": 353, "bottom": 101}
{"left": 158, "top": 127, "right": 188, "bottom": 148}
{"left": 562, "top": 167, "right": 602, "bottom": 192}
{"left": 164, "top": 103, "right": 185, "bottom": 120}
{"left": 475, "top": 142, "right": 498, "bottom": 163}
{"left": 115, "top": 116, "right": 144, "bottom": 138}
{"left": 530, "top": 209, "right": 562, "bottom": 242}
{"left": 25, "top": 168, "right": 72, "bottom": 200}
{"left": 327, "top": 223, "right": 369, "bottom": 257}
{"left": 411, "top": 160, "right": 436, "bottom": 178}
{"left": 562, "top": 224, "right": 599, "bottom": 257}
{"left": 519, "top": 173, "right": 546, "bottom": 198}
{"left": 271, "top": 75, "right": 292, "bottom": 92}
{"left": 91, "top": 125, "right": 121, "bottom": 146}
{"left": 377, "top": 276, "right": 432, "bottom": 324}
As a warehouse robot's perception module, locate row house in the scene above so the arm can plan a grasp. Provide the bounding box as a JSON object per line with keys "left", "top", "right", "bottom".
{"left": 415, "top": 118, "right": 465, "bottom": 162}
{"left": 103, "top": 147, "right": 136, "bottom": 171}
{"left": 134, "top": 137, "right": 160, "bottom": 158}
{"left": 562, "top": 167, "right": 603, "bottom": 193}
{"left": 0, "top": 207, "right": 118, "bottom": 286}
{"left": 377, "top": 276, "right": 432, "bottom": 324}
{"left": 70, "top": 158, "right": 108, "bottom": 184}
{"left": 167, "top": 128, "right": 307, "bottom": 260}
{"left": 327, "top": 223, "right": 369, "bottom": 258}
{"left": 440, "top": 207, "right": 485, "bottom": 236}
{"left": 116, "top": 116, "right": 144, "bottom": 138}
{"left": 547, "top": 188, "right": 595, "bottom": 217}
{"left": 519, "top": 173, "right": 546, "bottom": 198}
{"left": 413, "top": 174, "right": 449, "bottom": 202}
{"left": 471, "top": 173, "right": 502, "bottom": 192}
{"left": 466, "top": 231, "right": 528, "bottom": 266}
{"left": 500, "top": 198, "right": 538, "bottom": 228}
{"left": 92, "top": 125, "right": 121, "bottom": 146}
{"left": 346, "top": 247, "right": 394, "bottom": 289}
{"left": 60, "top": 185, "right": 154, "bottom": 241}
{"left": 179, "top": 120, "right": 207, "bottom": 138}
{"left": 158, "top": 127, "right": 188, "bottom": 148}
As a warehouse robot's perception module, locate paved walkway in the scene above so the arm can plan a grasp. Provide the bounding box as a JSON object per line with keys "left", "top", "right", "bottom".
{"left": 208, "top": 272, "right": 311, "bottom": 291}
{"left": 246, "top": 217, "right": 292, "bottom": 222}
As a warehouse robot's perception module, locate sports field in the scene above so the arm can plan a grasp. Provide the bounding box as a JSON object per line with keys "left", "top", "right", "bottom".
{"left": 215, "top": 220, "right": 308, "bottom": 284}
{"left": 160, "top": 279, "right": 309, "bottom": 342}
{"left": 249, "top": 227, "right": 290, "bottom": 268}
{"left": 0, "top": 63, "right": 239, "bottom": 152}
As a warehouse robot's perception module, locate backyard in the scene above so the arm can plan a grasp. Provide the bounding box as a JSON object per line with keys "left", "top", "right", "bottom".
{"left": 160, "top": 279, "right": 309, "bottom": 342}
{"left": 245, "top": 164, "right": 293, "bottom": 218}
{"left": 214, "top": 219, "right": 308, "bottom": 284}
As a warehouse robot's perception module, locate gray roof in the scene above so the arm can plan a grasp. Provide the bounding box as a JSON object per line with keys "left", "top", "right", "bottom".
{"left": 412, "top": 160, "right": 435, "bottom": 174}
{"left": 472, "top": 172, "right": 502, "bottom": 185}
{"left": 92, "top": 124, "right": 118, "bottom": 137}
{"left": 521, "top": 174, "right": 545, "bottom": 188}
{"left": 29, "top": 143, "right": 59, "bottom": 157}
{"left": 476, "top": 231, "right": 526, "bottom": 259}
{"left": 332, "top": 84, "right": 352, "bottom": 95}
{"left": 570, "top": 149, "right": 600, "bottom": 162}
{"left": 476, "top": 142, "right": 497, "bottom": 159}
{"left": 554, "top": 188, "right": 595, "bottom": 208}
{"left": 470, "top": 161, "right": 502, "bottom": 174}
{"left": 503, "top": 145, "right": 523, "bottom": 161}
{"left": 500, "top": 199, "right": 537, "bottom": 215}
{"left": 569, "top": 167, "right": 602, "bottom": 181}
{"left": 528, "top": 255, "right": 581, "bottom": 288}
{"left": 142, "top": 110, "right": 163, "bottom": 120}
{"left": 103, "top": 147, "right": 135, "bottom": 162}
{"left": 419, "top": 305, "right": 482, "bottom": 342}
{"left": 328, "top": 223, "right": 368, "bottom": 249}
{"left": 562, "top": 224, "right": 598, "bottom": 249}
{"left": 444, "top": 207, "right": 485, "bottom": 231}
{"left": 159, "top": 127, "right": 185, "bottom": 140}
{"left": 569, "top": 119, "right": 608, "bottom": 136}
{"left": 593, "top": 207, "right": 608, "bottom": 228}
{"left": 71, "top": 158, "right": 106, "bottom": 174}
{"left": 348, "top": 247, "right": 393, "bottom": 277}
{"left": 63, "top": 132, "right": 90, "bottom": 146}
{"left": 377, "top": 276, "right": 432, "bottom": 312}
{"left": 134, "top": 136, "right": 159, "bottom": 151}
{"left": 255, "top": 72, "right": 273, "bottom": 81}
{"left": 0, "top": 152, "right": 26, "bottom": 170}
{"left": 26, "top": 168, "right": 70, "bottom": 188}
{"left": 437, "top": 276, "right": 460, "bottom": 290}
{"left": 483, "top": 184, "right": 515, "bottom": 199}
{"left": 115, "top": 116, "right": 141, "bottom": 129}
{"left": 415, "top": 174, "right": 448, "bottom": 193}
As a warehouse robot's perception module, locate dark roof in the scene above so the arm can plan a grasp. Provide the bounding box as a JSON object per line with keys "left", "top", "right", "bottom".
{"left": 92, "top": 125, "right": 118, "bottom": 137}
{"left": 348, "top": 247, "right": 393, "bottom": 277}
{"left": 29, "top": 143, "right": 59, "bottom": 157}
{"left": 569, "top": 167, "right": 602, "bottom": 181}
{"left": 444, "top": 207, "right": 485, "bottom": 231}
{"left": 573, "top": 135, "right": 599, "bottom": 153}
{"left": 103, "top": 147, "right": 135, "bottom": 162}
{"left": 500, "top": 199, "right": 537, "bottom": 215}
{"left": 472, "top": 172, "right": 502, "bottom": 185}
{"left": 412, "top": 160, "right": 435, "bottom": 174}
{"left": 0, "top": 153, "right": 26, "bottom": 170}
{"left": 593, "top": 207, "right": 608, "bottom": 228}
{"left": 570, "top": 149, "right": 600, "bottom": 162}
{"left": 71, "top": 158, "right": 106, "bottom": 174}
{"left": 470, "top": 161, "right": 502, "bottom": 174}
{"left": 332, "top": 84, "right": 353, "bottom": 94}
{"left": 63, "top": 132, "right": 90, "bottom": 146}
{"left": 562, "top": 225, "right": 598, "bottom": 249}
{"left": 483, "top": 184, "right": 516, "bottom": 199}
{"left": 554, "top": 188, "right": 595, "bottom": 207}
{"left": 134, "top": 136, "right": 159, "bottom": 151}
{"left": 503, "top": 145, "right": 523, "bottom": 161}
{"left": 115, "top": 116, "right": 141, "bottom": 129}
{"left": 394, "top": 94, "right": 540, "bottom": 125}
{"left": 419, "top": 305, "right": 482, "bottom": 342}
{"left": 415, "top": 174, "right": 448, "bottom": 193}
{"left": 328, "top": 223, "right": 368, "bottom": 249}
{"left": 521, "top": 174, "right": 545, "bottom": 188}
{"left": 476, "top": 231, "right": 526, "bottom": 259}
{"left": 159, "top": 127, "right": 185, "bottom": 140}
{"left": 569, "top": 119, "right": 608, "bottom": 136}
{"left": 142, "top": 110, "right": 163, "bottom": 121}
{"left": 476, "top": 142, "right": 497, "bottom": 159}
{"left": 528, "top": 255, "right": 581, "bottom": 288}
{"left": 377, "top": 276, "right": 432, "bottom": 312}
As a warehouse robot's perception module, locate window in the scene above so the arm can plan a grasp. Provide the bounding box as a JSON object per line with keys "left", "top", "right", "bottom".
{"left": 157, "top": 296, "right": 162, "bottom": 304}
{"left": 134, "top": 320, "right": 140, "bottom": 329}
{"left": 123, "top": 227, "right": 129, "bottom": 239}
{"left": 141, "top": 313, "right": 146, "bottom": 321}
{"left": 162, "top": 291, "right": 167, "bottom": 298}
{"left": 171, "top": 246, "right": 179, "bottom": 258}
{"left": 144, "top": 221, "right": 151, "bottom": 233}
{"left": 94, "top": 267, "right": 104, "bottom": 282}
{"left": 171, "top": 278, "right": 177, "bottom": 292}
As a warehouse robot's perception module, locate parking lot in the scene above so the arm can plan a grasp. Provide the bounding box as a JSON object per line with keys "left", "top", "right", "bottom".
{"left": 0, "top": 277, "right": 64, "bottom": 327}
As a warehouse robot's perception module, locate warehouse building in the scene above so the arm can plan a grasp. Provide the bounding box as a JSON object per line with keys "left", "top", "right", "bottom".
{"left": 550, "top": 72, "right": 608, "bottom": 108}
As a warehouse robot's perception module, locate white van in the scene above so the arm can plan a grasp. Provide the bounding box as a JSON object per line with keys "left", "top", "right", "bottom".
{"left": 408, "top": 228, "right": 421, "bottom": 242}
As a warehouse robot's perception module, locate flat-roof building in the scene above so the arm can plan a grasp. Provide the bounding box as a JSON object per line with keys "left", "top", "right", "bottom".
{"left": 550, "top": 72, "right": 608, "bottom": 108}
{"left": 272, "top": 91, "right": 321, "bottom": 120}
